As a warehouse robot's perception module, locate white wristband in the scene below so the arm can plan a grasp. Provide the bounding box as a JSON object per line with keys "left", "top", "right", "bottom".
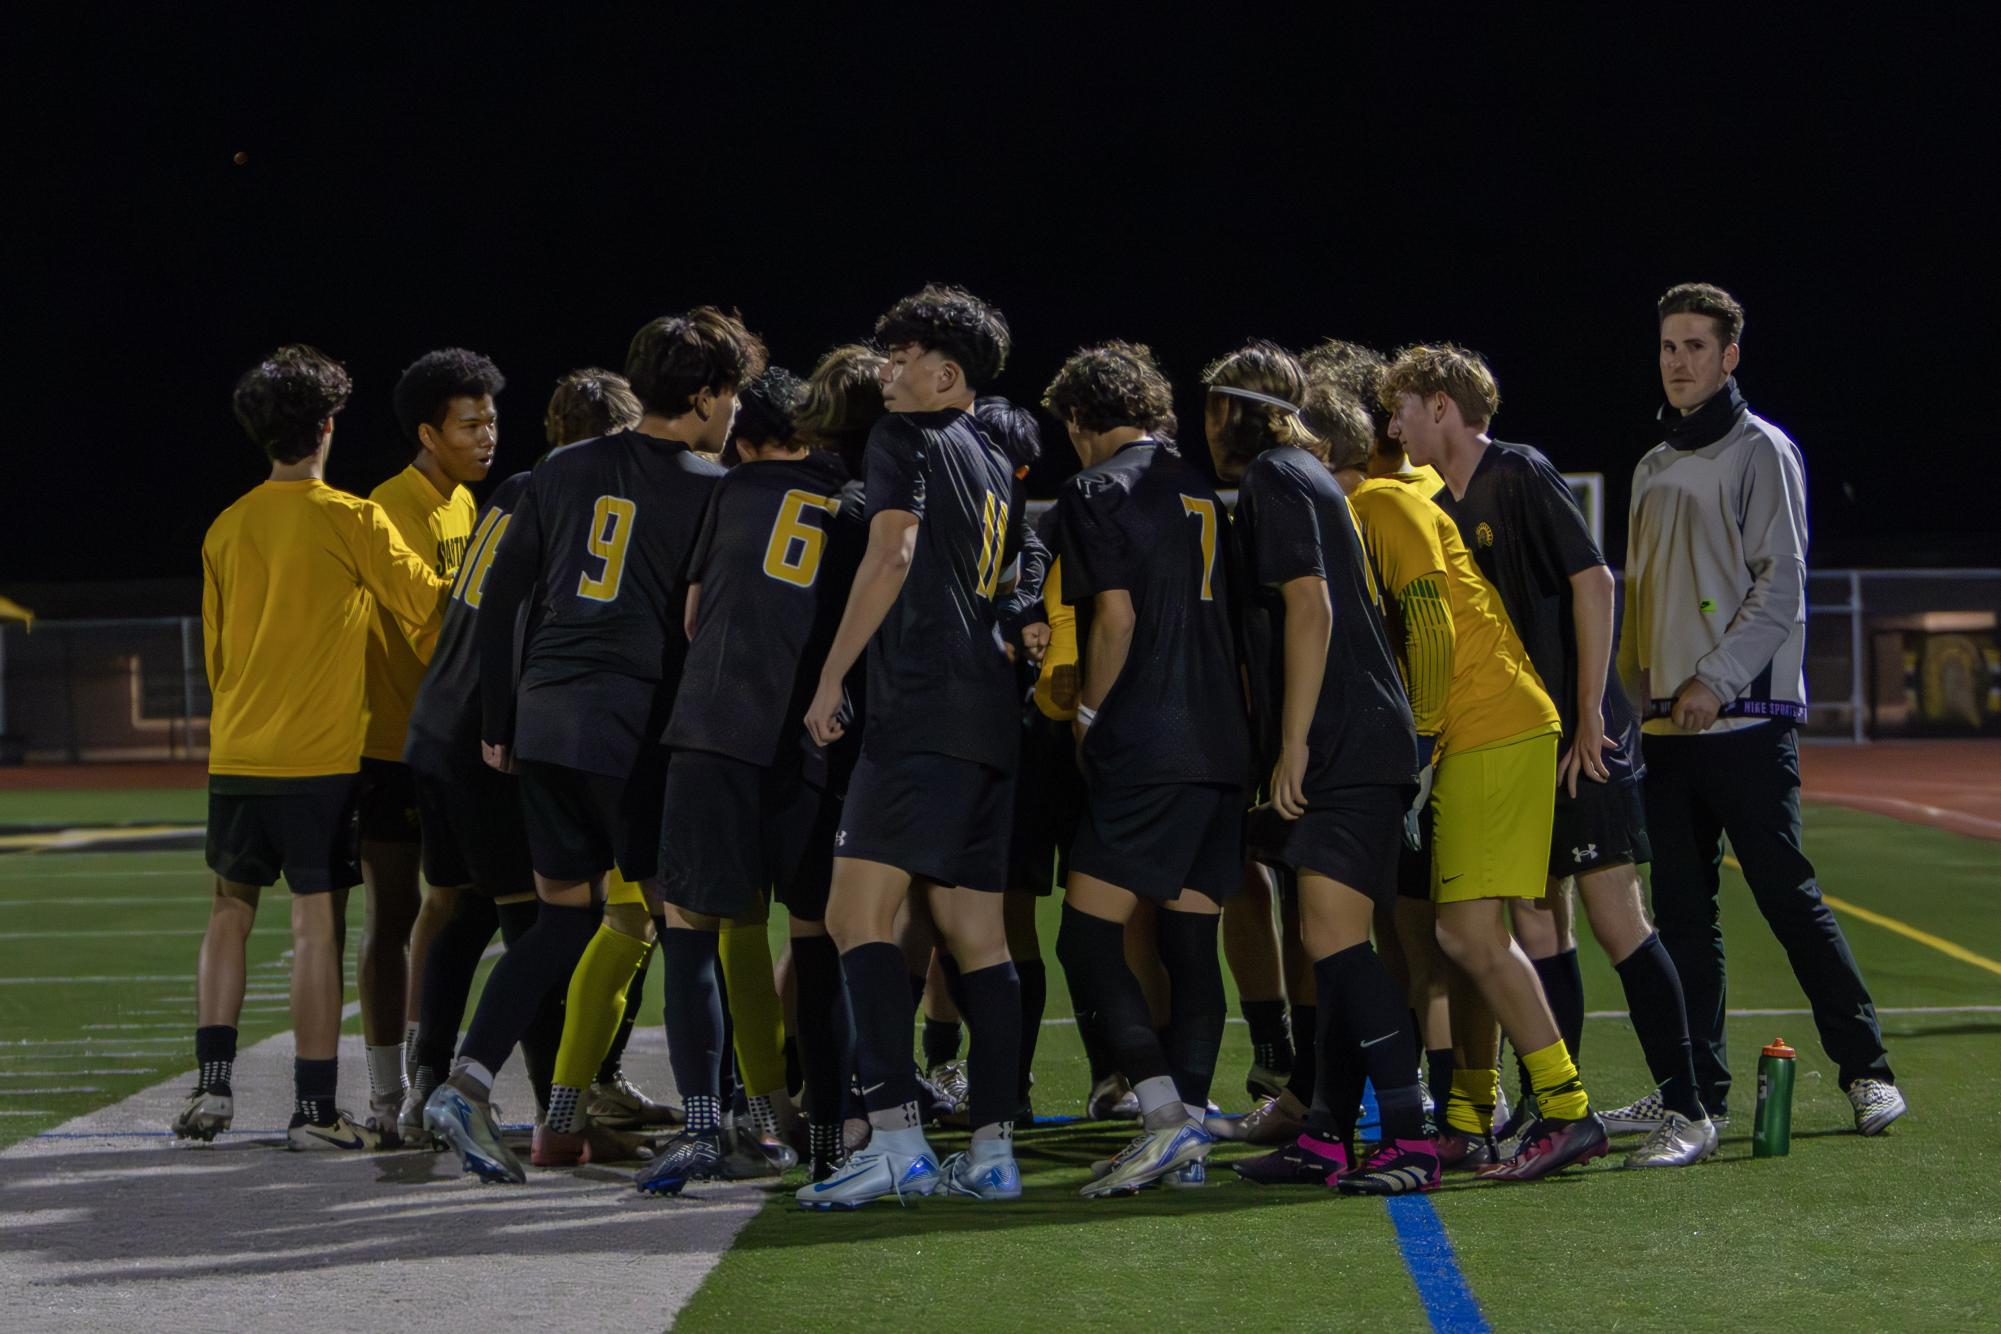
{"left": 1075, "top": 704, "right": 1098, "bottom": 727}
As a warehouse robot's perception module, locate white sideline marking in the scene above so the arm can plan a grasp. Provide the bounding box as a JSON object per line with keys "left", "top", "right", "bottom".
{"left": 0, "top": 1087, "right": 101, "bottom": 1095}
{"left": 1581, "top": 1005, "right": 2001, "bottom": 1019}
{"left": 0, "top": 1024, "right": 765, "bottom": 1331}
{"left": 0, "top": 976, "right": 192, "bottom": 986}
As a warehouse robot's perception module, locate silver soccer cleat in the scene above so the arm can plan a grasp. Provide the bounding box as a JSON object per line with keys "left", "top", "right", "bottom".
{"left": 1622, "top": 1111, "right": 1719, "bottom": 1169}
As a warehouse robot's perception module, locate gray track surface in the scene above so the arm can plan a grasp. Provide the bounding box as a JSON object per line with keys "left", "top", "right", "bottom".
{"left": 0, "top": 1024, "right": 766, "bottom": 1332}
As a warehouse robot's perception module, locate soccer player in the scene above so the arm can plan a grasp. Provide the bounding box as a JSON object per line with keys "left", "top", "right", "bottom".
{"left": 640, "top": 364, "right": 868, "bottom": 1192}
{"left": 795, "top": 285, "right": 1027, "bottom": 1208}
{"left": 1198, "top": 342, "right": 1436, "bottom": 1195}
{"left": 355, "top": 349, "right": 499, "bottom": 1141}
{"left": 1616, "top": 283, "right": 1902, "bottom": 1135}
{"left": 1344, "top": 357, "right": 1605, "bottom": 1182}
{"left": 1040, "top": 341, "right": 1249, "bottom": 1197}
{"left": 423, "top": 309, "right": 758, "bottom": 1183}
{"left": 180, "top": 345, "right": 448, "bottom": 1150}
{"left": 1397, "top": 343, "right": 1716, "bottom": 1168}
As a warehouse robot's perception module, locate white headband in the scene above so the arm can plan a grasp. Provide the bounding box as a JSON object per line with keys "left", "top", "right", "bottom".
{"left": 1209, "top": 384, "right": 1301, "bottom": 414}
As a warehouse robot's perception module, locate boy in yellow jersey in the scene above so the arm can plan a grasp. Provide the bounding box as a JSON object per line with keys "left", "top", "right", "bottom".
{"left": 354, "top": 348, "right": 501, "bottom": 1141}
{"left": 1336, "top": 353, "right": 1608, "bottom": 1182}
{"left": 178, "top": 345, "right": 448, "bottom": 1151}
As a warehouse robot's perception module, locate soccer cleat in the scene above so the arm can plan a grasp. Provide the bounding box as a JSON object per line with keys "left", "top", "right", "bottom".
{"left": 425, "top": 1084, "right": 527, "bottom": 1183}
{"left": 1848, "top": 1079, "right": 1907, "bottom": 1136}
{"left": 1339, "top": 1138, "right": 1442, "bottom": 1196}
{"left": 1082, "top": 1120, "right": 1214, "bottom": 1198}
{"left": 1167, "top": 1159, "right": 1207, "bottom": 1188}
{"left": 361, "top": 1092, "right": 405, "bottom": 1150}
{"left": 1432, "top": 1129, "right": 1499, "bottom": 1171}
{"left": 1211, "top": 1089, "right": 1308, "bottom": 1144}
{"left": 531, "top": 1123, "right": 588, "bottom": 1167}
{"left": 1599, "top": 1090, "right": 1667, "bottom": 1135}
{"left": 1245, "top": 1062, "right": 1290, "bottom": 1102}
{"left": 1085, "top": 1073, "right": 1141, "bottom": 1121}
{"left": 287, "top": 1111, "right": 381, "bottom": 1152}
{"left": 172, "top": 1089, "right": 233, "bottom": 1142}
{"left": 927, "top": 1059, "right": 971, "bottom": 1110}
{"left": 587, "top": 1073, "right": 683, "bottom": 1130}
{"left": 635, "top": 1129, "right": 724, "bottom": 1195}
{"left": 397, "top": 1085, "right": 433, "bottom": 1148}
{"left": 1623, "top": 1112, "right": 1719, "bottom": 1169}
{"left": 719, "top": 1126, "right": 797, "bottom": 1178}
{"left": 1495, "top": 1090, "right": 1538, "bottom": 1147}
{"left": 796, "top": 1143, "right": 941, "bottom": 1210}
{"left": 1477, "top": 1112, "right": 1609, "bottom": 1182}
{"left": 749, "top": 1091, "right": 809, "bottom": 1157}
{"left": 1231, "top": 1132, "right": 1350, "bottom": 1186}
{"left": 940, "top": 1150, "right": 1023, "bottom": 1200}
{"left": 918, "top": 1068, "right": 963, "bottom": 1125}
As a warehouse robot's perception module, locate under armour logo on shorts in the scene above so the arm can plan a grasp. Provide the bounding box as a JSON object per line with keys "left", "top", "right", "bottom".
{"left": 835, "top": 830, "right": 847, "bottom": 847}
{"left": 1572, "top": 843, "right": 1598, "bottom": 863}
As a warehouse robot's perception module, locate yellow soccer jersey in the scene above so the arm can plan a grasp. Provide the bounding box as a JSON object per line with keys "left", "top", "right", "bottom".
{"left": 362, "top": 464, "right": 477, "bottom": 761}
{"left": 203, "top": 480, "right": 449, "bottom": 778}
{"left": 1350, "top": 473, "right": 1558, "bottom": 756}
{"left": 1033, "top": 554, "right": 1080, "bottom": 721}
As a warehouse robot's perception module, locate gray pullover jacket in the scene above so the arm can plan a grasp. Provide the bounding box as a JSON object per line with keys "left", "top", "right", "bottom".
{"left": 1619, "top": 381, "right": 1809, "bottom": 732}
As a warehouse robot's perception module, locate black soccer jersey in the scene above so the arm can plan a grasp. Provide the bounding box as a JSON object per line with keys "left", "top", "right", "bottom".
{"left": 860, "top": 410, "right": 1024, "bottom": 772}
{"left": 663, "top": 450, "right": 866, "bottom": 767}
{"left": 405, "top": 470, "right": 531, "bottom": 763}
{"left": 1436, "top": 441, "right": 1639, "bottom": 780}
{"left": 478, "top": 430, "right": 722, "bottom": 777}
{"left": 1236, "top": 446, "right": 1417, "bottom": 794}
{"left": 1055, "top": 440, "right": 1249, "bottom": 788}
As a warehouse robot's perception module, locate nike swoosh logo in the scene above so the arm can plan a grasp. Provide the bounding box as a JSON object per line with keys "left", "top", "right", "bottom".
{"left": 1360, "top": 1031, "right": 1398, "bottom": 1048}
{"left": 1442, "top": 874, "right": 1463, "bottom": 883}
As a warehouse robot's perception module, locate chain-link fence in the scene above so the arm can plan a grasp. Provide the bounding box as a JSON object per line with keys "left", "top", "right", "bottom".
{"left": 0, "top": 571, "right": 1996, "bottom": 764}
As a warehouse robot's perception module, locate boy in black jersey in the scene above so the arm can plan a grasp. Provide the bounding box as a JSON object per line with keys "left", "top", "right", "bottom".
{"left": 640, "top": 365, "right": 869, "bottom": 1191}
{"left": 424, "top": 310, "right": 762, "bottom": 1184}
{"left": 796, "top": 286, "right": 1028, "bottom": 1209}
{"left": 1393, "top": 344, "right": 1714, "bottom": 1168}
{"left": 1040, "top": 342, "right": 1249, "bottom": 1197}
{"left": 1207, "top": 342, "right": 1440, "bottom": 1196}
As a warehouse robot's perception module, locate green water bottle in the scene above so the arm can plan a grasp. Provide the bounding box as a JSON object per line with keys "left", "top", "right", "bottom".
{"left": 1753, "top": 1036, "right": 1796, "bottom": 1158}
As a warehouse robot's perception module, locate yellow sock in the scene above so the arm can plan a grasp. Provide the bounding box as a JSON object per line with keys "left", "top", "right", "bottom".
{"left": 720, "top": 922, "right": 787, "bottom": 1098}
{"left": 1522, "top": 1040, "right": 1590, "bottom": 1120}
{"left": 552, "top": 924, "right": 652, "bottom": 1090}
{"left": 1445, "top": 1068, "right": 1498, "bottom": 1135}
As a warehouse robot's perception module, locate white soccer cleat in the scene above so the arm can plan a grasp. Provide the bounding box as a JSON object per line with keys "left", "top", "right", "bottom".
{"left": 1622, "top": 1111, "right": 1719, "bottom": 1169}
{"left": 1848, "top": 1079, "right": 1907, "bottom": 1136}
{"left": 362, "top": 1092, "right": 405, "bottom": 1149}
{"left": 287, "top": 1111, "right": 382, "bottom": 1153}
{"left": 172, "top": 1089, "right": 233, "bottom": 1143}
{"left": 1081, "top": 1119, "right": 1214, "bottom": 1198}
{"left": 795, "top": 1143, "right": 940, "bottom": 1210}
{"left": 588, "top": 1073, "right": 683, "bottom": 1130}
{"left": 940, "top": 1150, "right": 1022, "bottom": 1200}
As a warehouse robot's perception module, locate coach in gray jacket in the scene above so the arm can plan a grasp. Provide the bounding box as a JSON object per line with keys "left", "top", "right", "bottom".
{"left": 1616, "top": 283, "right": 1904, "bottom": 1136}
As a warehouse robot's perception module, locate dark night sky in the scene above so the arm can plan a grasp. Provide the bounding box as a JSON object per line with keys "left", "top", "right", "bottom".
{"left": 9, "top": 7, "right": 1994, "bottom": 595}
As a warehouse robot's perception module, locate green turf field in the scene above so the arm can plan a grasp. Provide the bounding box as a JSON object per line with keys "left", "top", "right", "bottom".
{"left": 3, "top": 791, "right": 1996, "bottom": 1330}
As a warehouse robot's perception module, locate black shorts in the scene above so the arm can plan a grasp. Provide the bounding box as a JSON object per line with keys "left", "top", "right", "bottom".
{"left": 205, "top": 773, "right": 361, "bottom": 895}
{"left": 1069, "top": 782, "right": 1244, "bottom": 903}
{"left": 1247, "top": 785, "right": 1406, "bottom": 907}
{"left": 407, "top": 742, "right": 534, "bottom": 898}
{"left": 516, "top": 747, "right": 667, "bottom": 884}
{"left": 356, "top": 757, "right": 421, "bottom": 844}
{"left": 1550, "top": 775, "right": 1650, "bottom": 878}
{"left": 1009, "top": 713, "right": 1084, "bottom": 896}
{"left": 659, "top": 749, "right": 835, "bottom": 920}
{"left": 837, "top": 749, "right": 1014, "bottom": 893}
{"left": 1397, "top": 801, "right": 1434, "bottom": 901}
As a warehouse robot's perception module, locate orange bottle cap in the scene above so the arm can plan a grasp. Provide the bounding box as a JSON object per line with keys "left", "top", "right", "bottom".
{"left": 1762, "top": 1037, "right": 1796, "bottom": 1058}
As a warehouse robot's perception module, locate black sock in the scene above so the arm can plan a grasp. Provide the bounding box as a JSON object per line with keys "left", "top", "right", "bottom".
{"left": 1055, "top": 906, "right": 1115, "bottom": 1084}
{"left": 495, "top": 897, "right": 538, "bottom": 945}
{"left": 596, "top": 946, "right": 652, "bottom": 1085}
{"left": 841, "top": 941, "right": 920, "bottom": 1125}
{"left": 1306, "top": 995, "right": 1361, "bottom": 1142}
{"left": 1534, "top": 947, "right": 1586, "bottom": 1064}
{"left": 1615, "top": 932, "right": 1704, "bottom": 1120}
{"left": 519, "top": 978, "right": 566, "bottom": 1118}
{"left": 1284, "top": 1004, "right": 1318, "bottom": 1103}
{"left": 1055, "top": 904, "right": 1169, "bottom": 1086}
{"left": 659, "top": 928, "right": 724, "bottom": 1113}
{"left": 922, "top": 1017, "right": 963, "bottom": 1068}
{"left": 458, "top": 902, "right": 597, "bottom": 1075}
{"left": 294, "top": 1056, "right": 338, "bottom": 1126}
{"left": 1014, "top": 958, "right": 1046, "bottom": 1106}
{"left": 792, "top": 933, "right": 852, "bottom": 1129}
{"left": 959, "top": 960, "right": 1022, "bottom": 1134}
{"left": 1320, "top": 943, "right": 1425, "bottom": 1142}
{"left": 195, "top": 1025, "right": 237, "bottom": 1096}
{"left": 1426, "top": 1048, "right": 1455, "bottom": 1123}
{"left": 1156, "top": 911, "right": 1225, "bottom": 1111}
{"left": 415, "top": 895, "right": 499, "bottom": 1077}
{"left": 1242, "top": 998, "right": 1292, "bottom": 1076}
{"left": 938, "top": 951, "right": 969, "bottom": 1014}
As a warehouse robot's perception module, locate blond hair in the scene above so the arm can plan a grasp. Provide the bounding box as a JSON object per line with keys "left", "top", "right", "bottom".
{"left": 1380, "top": 344, "right": 1500, "bottom": 428}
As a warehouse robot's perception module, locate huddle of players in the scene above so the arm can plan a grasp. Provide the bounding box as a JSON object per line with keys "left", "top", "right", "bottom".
{"left": 178, "top": 280, "right": 1719, "bottom": 1208}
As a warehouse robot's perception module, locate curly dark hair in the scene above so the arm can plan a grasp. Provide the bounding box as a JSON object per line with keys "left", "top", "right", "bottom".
{"left": 544, "top": 368, "right": 641, "bottom": 448}
{"left": 973, "top": 395, "right": 1044, "bottom": 472}
{"left": 729, "top": 365, "right": 805, "bottom": 451}
{"left": 392, "top": 348, "right": 505, "bottom": 446}
{"left": 1301, "top": 338, "right": 1390, "bottom": 446}
{"left": 794, "top": 343, "right": 887, "bottom": 474}
{"left": 232, "top": 344, "right": 353, "bottom": 464}
{"left": 874, "top": 284, "right": 1010, "bottom": 391}
{"left": 1041, "top": 341, "right": 1177, "bottom": 437}
{"left": 624, "top": 306, "right": 768, "bottom": 418}
{"left": 1201, "top": 340, "right": 1322, "bottom": 470}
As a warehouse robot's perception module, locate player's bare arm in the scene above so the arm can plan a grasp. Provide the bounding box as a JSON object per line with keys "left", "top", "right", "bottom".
{"left": 1562, "top": 563, "right": 1619, "bottom": 795}
{"left": 805, "top": 507, "right": 918, "bottom": 745}
{"left": 1273, "top": 574, "right": 1331, "bottom": 820}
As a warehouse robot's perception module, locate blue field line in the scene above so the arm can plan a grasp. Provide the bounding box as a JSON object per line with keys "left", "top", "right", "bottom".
{"left": 1385, "top": 1196, "right": 1489, "bottom": 1333}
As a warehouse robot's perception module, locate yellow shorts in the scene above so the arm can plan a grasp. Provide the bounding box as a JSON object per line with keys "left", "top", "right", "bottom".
{"left": 1431, "top": 729, "right": 1558, "bottom": 904}
{"left": 606, "top": 868, "right": 646, "bottom": 908}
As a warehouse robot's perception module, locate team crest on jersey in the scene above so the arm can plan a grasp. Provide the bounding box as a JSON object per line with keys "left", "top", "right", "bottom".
{"left": 1476, "top": 521, "right": 1495, "bottom": 549}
